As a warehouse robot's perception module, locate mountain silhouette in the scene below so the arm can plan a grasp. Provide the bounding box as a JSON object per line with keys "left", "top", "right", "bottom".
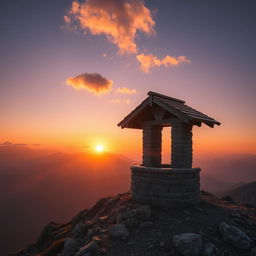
{"left": 224, "top": 181, "right": 256, "bottom": 207}
{"left": 0, "top": 144, "right": 132, "bottom": 255}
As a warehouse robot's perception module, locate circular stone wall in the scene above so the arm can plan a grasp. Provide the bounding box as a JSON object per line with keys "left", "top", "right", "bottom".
{"left": 131, "top": 166, "right": 201, "bottom": 207}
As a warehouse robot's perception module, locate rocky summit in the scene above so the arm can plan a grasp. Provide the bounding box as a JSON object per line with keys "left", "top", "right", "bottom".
{"left": 10, "top": 191, "right": 256, "bottom": 256}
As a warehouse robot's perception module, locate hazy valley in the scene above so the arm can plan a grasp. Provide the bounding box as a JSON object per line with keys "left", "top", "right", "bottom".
{"left": 1, "top": 144, "right": 256, "bottom": 255}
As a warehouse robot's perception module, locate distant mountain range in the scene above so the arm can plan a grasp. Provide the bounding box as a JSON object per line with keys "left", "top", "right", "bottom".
{"left": 198, "top": 154, "right": 256, "bottom": 184}
{"left": 197, "top": 154, "right": 256, "bottom": 194}
{"left": 224, "top": 181, "right": 256, "bottom": 207}
{"left": 0, "top": 144, "right": 132, "bottom": 255}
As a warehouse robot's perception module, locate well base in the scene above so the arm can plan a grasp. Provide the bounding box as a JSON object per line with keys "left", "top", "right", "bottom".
{"left": 131, "top": 165, "right": 201, "bottom": 207}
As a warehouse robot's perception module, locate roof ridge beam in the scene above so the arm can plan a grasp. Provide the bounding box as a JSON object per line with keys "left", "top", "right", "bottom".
{"left": 148, "top": 91, "right": 185, "bottom": 104}
{"left": 153, "top": 97, "right": 189, "bottom": 123}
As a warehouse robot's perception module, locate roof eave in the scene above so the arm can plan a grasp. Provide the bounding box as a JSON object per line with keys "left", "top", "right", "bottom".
{"left": 117, "top": 97, "right": 150, "bottom": 128}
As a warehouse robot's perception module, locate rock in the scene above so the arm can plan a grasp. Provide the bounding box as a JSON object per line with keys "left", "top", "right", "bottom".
{"left": 221, "top": 196, "right": 235, "bottom": 203}
{"left": 219, "top": 222, "right": 253, "bottom": 250}
{"left": 159, "top": 241, "right": 165, "bottom": 247}
{"left": 108, "top": 224, "right": 129, "bottom": 238}
{"left": 250, "top": 247, "right": 256, "bottom": 256}
{"left": 85, "top": 221, "right": 95, "bottom": 229}
{"left": 135, "top": 205, "right": 151, "bottom": 221}
{"left": 99, "top": 216, "right": 108, "bottom": 222}
{"left": 75, "top": 241, "right": 98, "bottom": 256}
{"left": 88, "top": 228, "right": 97, "bottom": 238}
{"left": 201, "top": 242, "right": 217, "bottom": 256}
{"left": 116, "top": 206, "right": 151, "bottom": 225}
{"left": 72, "top": 209, "right": 88, "bottom": 225}
{"left": 116, "top": 213, "right": 123, "bottom": 224}
{"left": 240, "top": 203, "right": 255, "bottom": 208}
{"left": 34, "top": 222, "right": 58, "bottom": 248}
{"left": 124, "top": 217, "right": 139, "bottom": 229}
{"left": 140, "top": 221, "right": 153, "bottom": 228}
{"left": 109, "top": 196, "right": 119, "bottom": 204}
{"left": 72, "top": 222, "right": 87, "bottom": 238}
{"left": 63, "top": 238, "right": 79, "bottom": 256}
{"left": 38, "top": 238, "right": 65, "bottom": 256}
{"left": 92, "top": 235, "right": 101, "bottom": 242}
{"left": 229, "top": 212, "right": 241, "bottom": 218}
{"left": 172, "top": 233, "right": 202, "bottom": 256}
{"left": 116, "top": 211, "right": 130, "bottom": 223}
{"left": 98, "top": 247, "right": 107, "bottom": 255}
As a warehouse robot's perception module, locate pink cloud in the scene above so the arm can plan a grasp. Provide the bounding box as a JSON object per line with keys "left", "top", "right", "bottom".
{"left": 66, "top": 72, "right": 113, "bottom": 95}
{"left": 116, "top": 87, "right": 137, "bottom": 94}
{"left": 64, "top": 0, "right": 155, "bottom": 54}
{"left": 136, "top": 53, "right": 191, "bottom": 72}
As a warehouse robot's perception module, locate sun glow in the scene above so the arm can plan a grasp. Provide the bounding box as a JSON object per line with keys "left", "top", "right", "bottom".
{"left": 95, "top": 144, "right": 104, "bottom": 153}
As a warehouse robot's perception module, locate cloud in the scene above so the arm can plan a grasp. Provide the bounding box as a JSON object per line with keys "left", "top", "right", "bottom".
{"left": 66, "top": 73, "right": 113, "bottom": 95}
{"left": 64, "top": 0, "right": 155, "bottom": 54}
{"left": 0, "top": 141, "right": 28, "bottom": 147}
{"left": 110, "top": 99, "right": 130, "bottom": 104}
{"left": 136, "top": 53, "right": 191, "bottom": 72}
{"left": 116, "top": 87, "right": 137, "bottom": 94}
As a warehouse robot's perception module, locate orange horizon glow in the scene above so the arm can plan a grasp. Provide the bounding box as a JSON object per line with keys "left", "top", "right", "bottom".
{"left": 2, "top": 123, "right": 255, "bottom": 163}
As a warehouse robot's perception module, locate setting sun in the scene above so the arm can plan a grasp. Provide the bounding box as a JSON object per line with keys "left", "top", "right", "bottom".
{"left": 95, "top": 144, "right": 104, "bottom": 153}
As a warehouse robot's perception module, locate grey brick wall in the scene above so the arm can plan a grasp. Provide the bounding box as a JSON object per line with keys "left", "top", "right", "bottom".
{"left": 171, "top": 121, "right": 193, "bottom": 168}
{"left": 131, "top": 166, "right": 200, "bottom": 207}
{"left": 142, "top": 125, "right": 162, "bottom": 167}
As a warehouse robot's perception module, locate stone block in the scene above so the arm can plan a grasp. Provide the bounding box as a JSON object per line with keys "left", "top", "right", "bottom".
{"left": 151, "top": 198, "right": 166, "bottom": 206}
{"left": 181, "top": 192, "right": 195, "bottom": 200}
{"left": 131, "top": 166, "right": 200, "bottom": 206}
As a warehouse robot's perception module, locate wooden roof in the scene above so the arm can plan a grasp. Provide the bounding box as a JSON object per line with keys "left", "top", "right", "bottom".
{"left": 118, "top": 91, "right": 221, "bottom": 129}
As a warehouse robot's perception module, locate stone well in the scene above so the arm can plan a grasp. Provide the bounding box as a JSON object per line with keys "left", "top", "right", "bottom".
{"left": 118, "top": 91, "right": 220, "bottom": 207}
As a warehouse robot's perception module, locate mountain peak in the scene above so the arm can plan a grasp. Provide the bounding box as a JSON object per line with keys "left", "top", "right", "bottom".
{"left": 11, "top": 191, "right": 256, "bottom": 256}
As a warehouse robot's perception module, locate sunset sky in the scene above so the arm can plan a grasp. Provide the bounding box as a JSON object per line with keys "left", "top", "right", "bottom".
{"left": 1, "top": 0, "right": 256, "bottom": 161}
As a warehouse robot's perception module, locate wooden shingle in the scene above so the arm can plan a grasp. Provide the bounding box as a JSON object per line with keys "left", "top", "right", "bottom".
{"left": 118, "top": 91, "right": 220, "bottom": 128}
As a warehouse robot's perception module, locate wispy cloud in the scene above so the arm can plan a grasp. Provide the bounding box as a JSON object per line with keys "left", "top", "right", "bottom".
{"left": 136, "top": 53, "right": 191, "bottom": 73}
{"left": 110, "top": 99, "right": 130, "bottom": 104}
{"left": 116, "top": 87, "right": 137, "bottom": 95}
{"left": 0, "top": 141, "right": 28, "bottom": 147}
{"left": 64, "top": 0, "right": 155, "bottom": 54}
{"left": 102, "top": 53, "right": 114, "bottom": 60}
{"left": 66, "top": 72, "right": 113, "bottom": 95}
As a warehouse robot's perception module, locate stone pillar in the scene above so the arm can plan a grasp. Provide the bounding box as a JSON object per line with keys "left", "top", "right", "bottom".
{"left": 142, "top": 125, "right": 162, "bottom": 167}
{"left": 171, "top": 121, "right": 193, "bottom": 168}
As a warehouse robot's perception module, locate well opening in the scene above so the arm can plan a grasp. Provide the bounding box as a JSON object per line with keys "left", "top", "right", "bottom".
{"left": 162, "top": 127, "right": 171, "bottom": 166}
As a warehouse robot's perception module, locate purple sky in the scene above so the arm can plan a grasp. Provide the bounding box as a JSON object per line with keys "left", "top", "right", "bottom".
{"left": 1, "top": 0, "right": 256, "bottom": 159}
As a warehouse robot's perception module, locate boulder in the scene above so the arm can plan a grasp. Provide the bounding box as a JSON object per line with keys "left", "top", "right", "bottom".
{"left": 250, "top": 247, "right": 256, "bottom": 256}
{"left": 116, "top": 211, "right": 130, "bottom": 223}
{"left": 220, "top": 196, "right": 235, "bottom": 203}
{"left": 38, "top": 238, "right": 65, "bottom": 256}
{"left": 72, "top": 222, "right": 87, "bottom": 238}
{"left": 135, "top": 205, "right": 151, "bottom": 221}
{"left": 116, "top": 205, "right": 151, "bottom": 225}
{"left": 140, "top": 221, "right": 153, "bottom": 229}
{"left": 108, "top": 224, "right": 129, "bottom": 238}
{"left": 124, "top": 217, "right": 139, "bottom": 229}
{"left": 201, "top": 241, "right": 217, "bottom": 256}
{"left": 75, "top": 241, "right": 98, "bottom": 256}
{"left": 219, "top": 222, "right": 253, "bottom": 250}
{"left": 87, "top": 228, "right": 98, "bottom": 238}
{"left": 172, "top": 233, "right": 202, "bottom": 256}
{"left": 63, "top": 238, "right": 79, "bottom": 256}
{"left": 99, "top": 216, "right": 108, "bottom": 222}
